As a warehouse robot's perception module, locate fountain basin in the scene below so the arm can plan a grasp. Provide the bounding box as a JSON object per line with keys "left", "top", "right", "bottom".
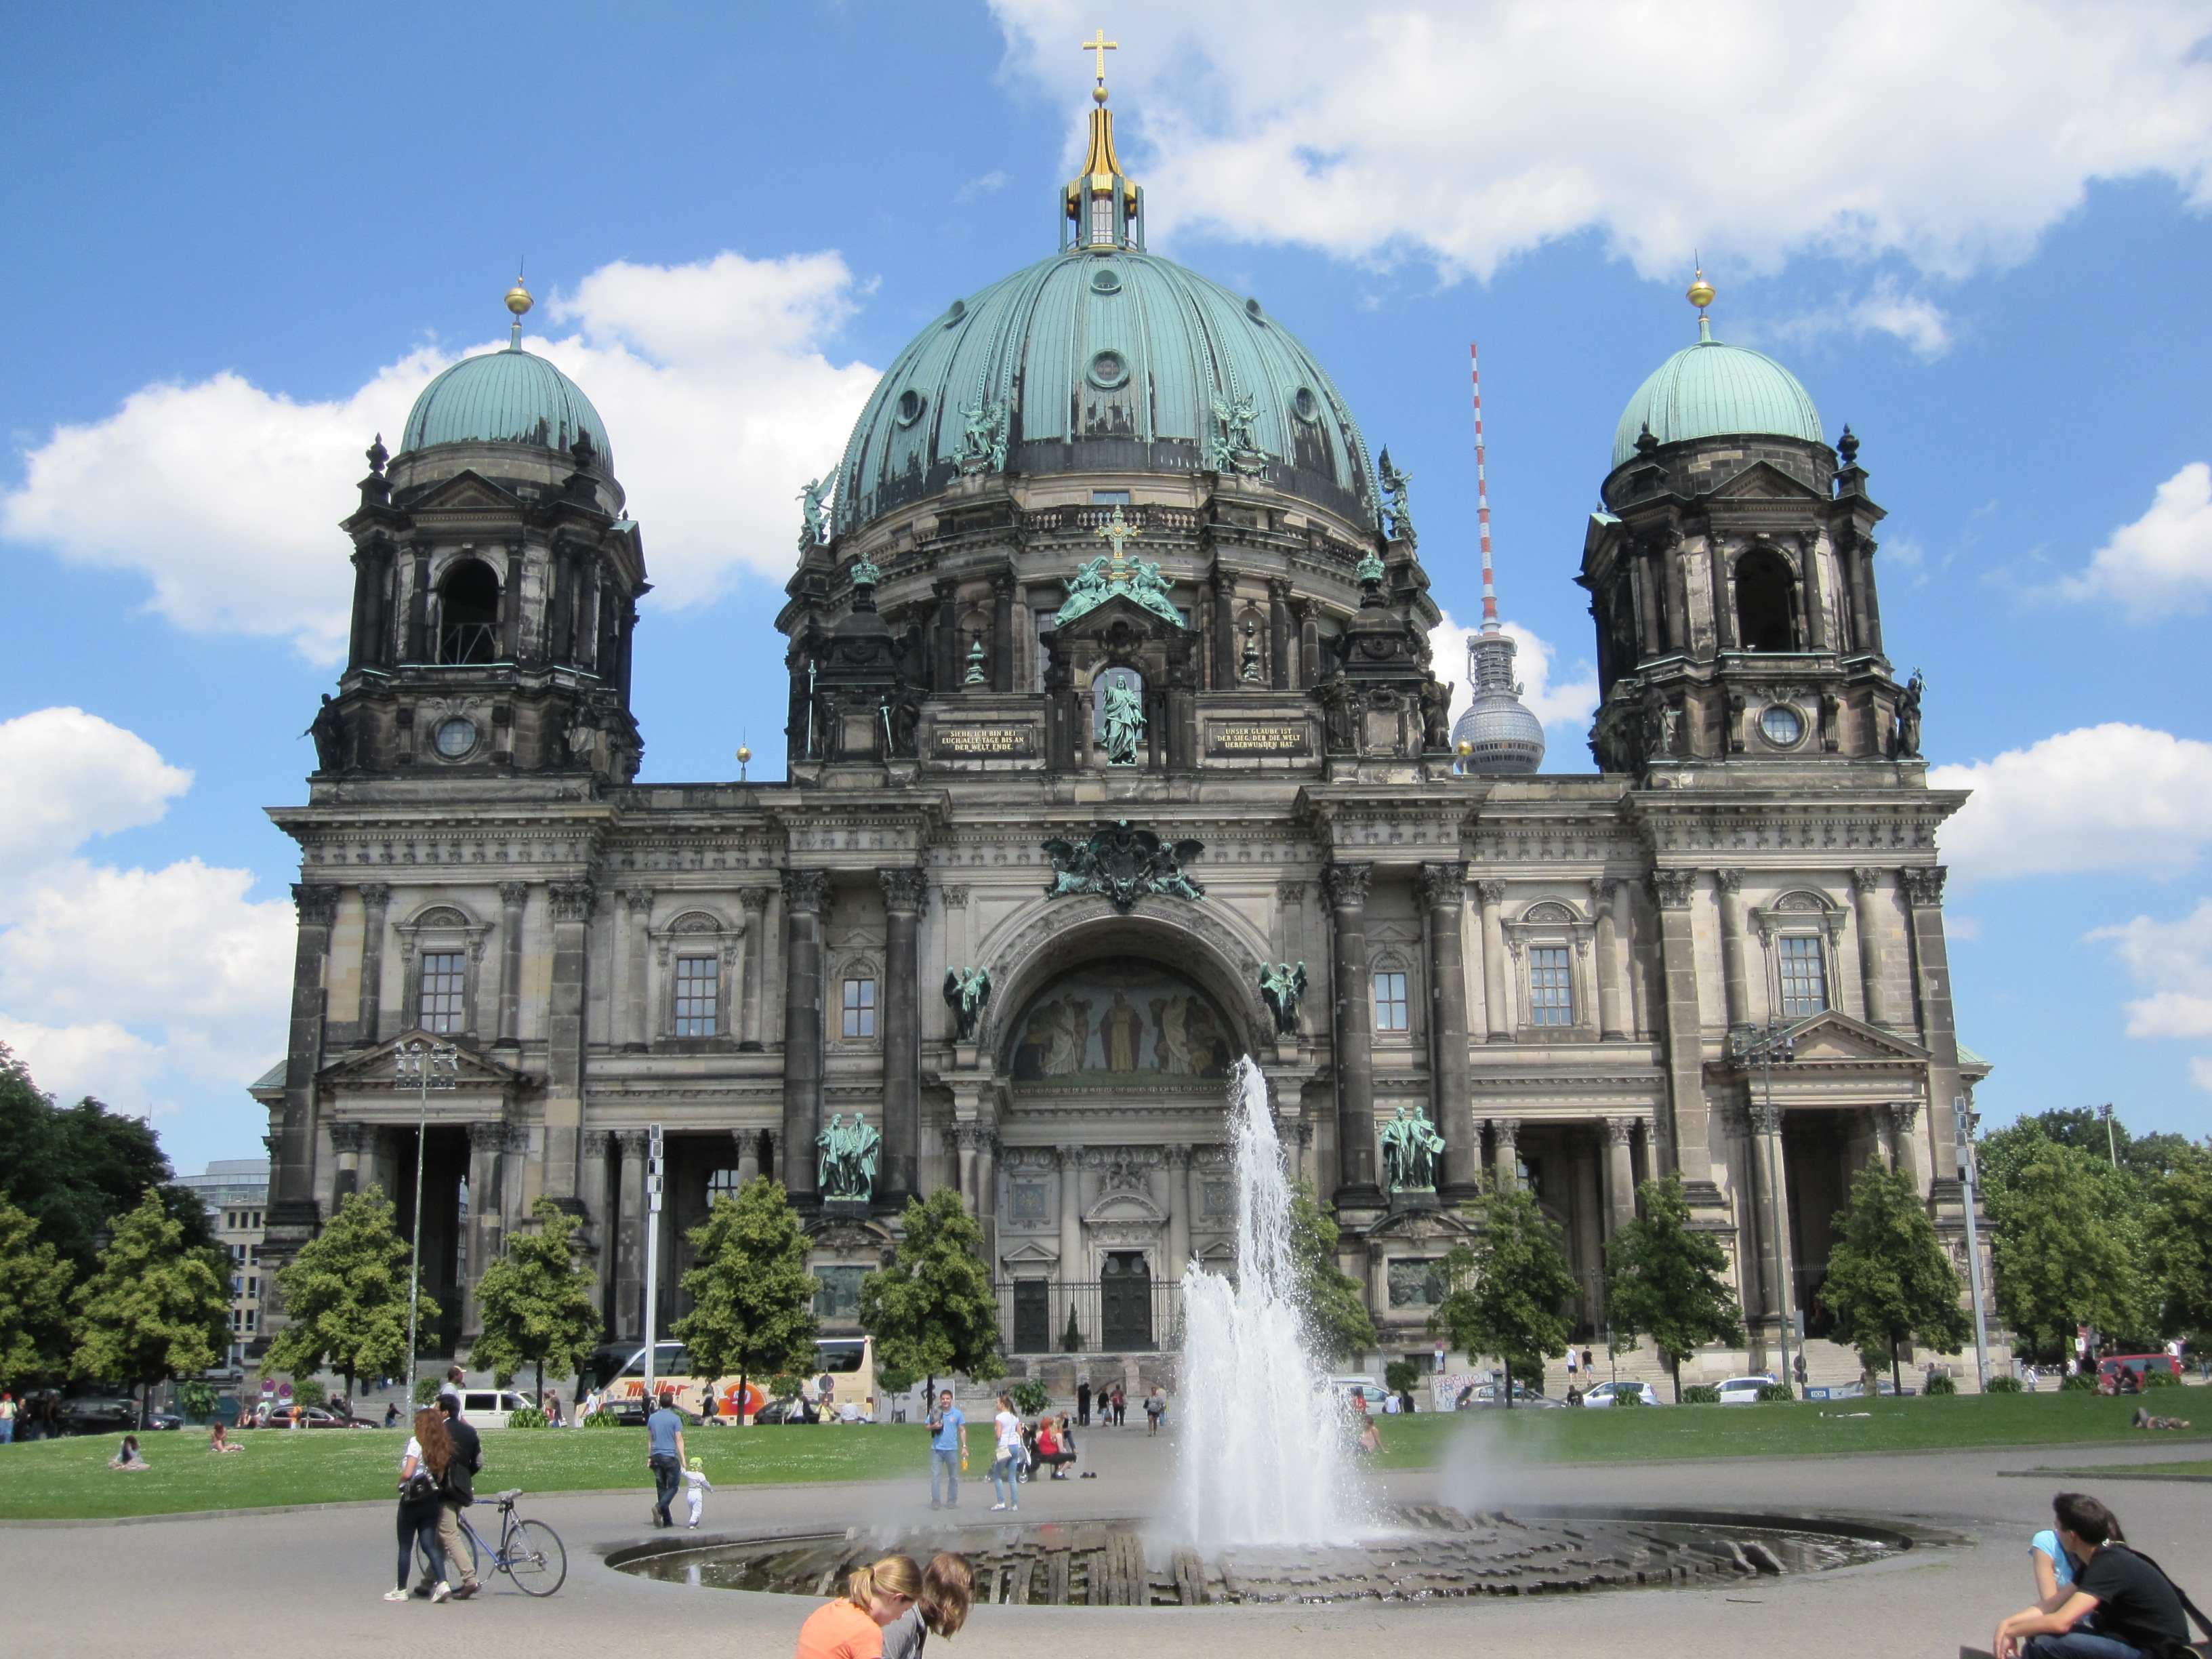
{"left": 609, "top": 1504, "right": 1949, "bottom": 1605}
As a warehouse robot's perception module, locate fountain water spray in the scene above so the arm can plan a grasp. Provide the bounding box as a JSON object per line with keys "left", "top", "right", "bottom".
{"left": 1175, "top": 1056, "right": 1354, "bottom": 1547}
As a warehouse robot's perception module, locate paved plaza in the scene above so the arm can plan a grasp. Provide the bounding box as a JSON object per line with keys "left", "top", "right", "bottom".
{"left": 7, "top": 1425, "right": 2204, "bottom": 1658}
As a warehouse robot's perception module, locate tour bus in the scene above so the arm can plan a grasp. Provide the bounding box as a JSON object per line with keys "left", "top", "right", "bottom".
{"left": 586, "top": 1336, "right": 876, "bottom": 1422}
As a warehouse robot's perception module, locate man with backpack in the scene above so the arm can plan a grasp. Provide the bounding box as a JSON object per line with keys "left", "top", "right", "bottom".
{"left": 1992, "top": 1492, "right": 2199, "bottom": 1658}
{"left": 416, "top": 1390, "right": 483, "bottom": 1599}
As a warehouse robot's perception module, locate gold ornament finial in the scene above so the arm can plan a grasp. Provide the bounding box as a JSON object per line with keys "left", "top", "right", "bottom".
{"left": 505, "top": 280, "right": 533, "bottom": 318}
{"left": 1686, "top": 256, "right": 1715, "bottom": 342}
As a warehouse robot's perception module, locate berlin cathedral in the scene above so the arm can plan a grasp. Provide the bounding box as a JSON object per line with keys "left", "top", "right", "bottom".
{"left": 255, "top": 68, "right": 1994, "bottom": 1386}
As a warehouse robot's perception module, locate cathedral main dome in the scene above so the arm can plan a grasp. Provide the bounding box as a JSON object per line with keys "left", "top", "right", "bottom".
{"left": 1610, "top": 330, "right": 1823, "bottom": 468}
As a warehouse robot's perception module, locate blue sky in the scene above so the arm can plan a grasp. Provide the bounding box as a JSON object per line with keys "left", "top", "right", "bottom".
{"left": 4, "top": 1, "right": 2211, "bottom": 1172}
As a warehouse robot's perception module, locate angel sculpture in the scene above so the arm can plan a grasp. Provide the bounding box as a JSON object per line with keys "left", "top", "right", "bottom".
{"left": 943, "top": 965, "right": 992, "bottom": 1042}
{"left": 1258, "top": 962, "right": 1307, "bottom": 1036}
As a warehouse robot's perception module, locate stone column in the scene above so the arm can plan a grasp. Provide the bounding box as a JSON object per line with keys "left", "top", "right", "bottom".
{"left": 495, "top": 882, "right": 527, "bottom": 1046}
{"left": 1748, "top": 1102, "right": 1796, "bottom": 1336}
{"left": 272, "top": 884, "right": 341, "bottom": 1229}
{"left": 579, "top": 1130, "right": 613, "bottom": 1316}
{"left": 1850, "top": 868, "right": 1892, "bottom": 1028}
{"left": 1602, "top": 1118, "right": 1637, "bottom": 1236}
{"left": 1591, "top": 878, "right": 1626, "bottom": 1040}
{"left": 356, "top": 883, "right": 390, "bottom": 1045}
{"left": 956, "top": 1124, "right": 981, "bottom": 1216}
{"left": 1716, "top": 868, "right": 1753, "bottom": 1029}
{"left": 1651, "top": 869, "right": 1716, "bottom": 1193}
{"left": 1324, "top": 863, "right": 1382, "bottom": 1205}
{"left": 615, "top": 1130, "right": 647, "bottom": 1340}
{"left": 992, "top": 571, "right": 1017, "bottom": 693}
{"left": 975, "top": 1134, "right": 998, "bottom": 1266}
{"left": 1476, "top": 879, "right": 1513, "bottom": 1041}
{"left": 1058, "top": 1144, "right": 1084, "bottom": 1338}
{"left": 739, "top": 888, "right": 771, "bottom": 1049}
{"left": 1268, "top": 579, "right": 1292, "bottom": 691}
{"left": 1212, "top": 568, "right": 1237, "bottom": 690}
{"left": 1166, "top": 1146, "right": 1193, "bottom": 1281}
{"left": 878, "top": 868, "right": 926, "bottom": 1211}
{"left": 1418, "top": 861, "right": 1477, "bottom": 1198}
{"left": 464, "top": 1120, "right": 506, "bottom": 1340}
{"left": 330, "top": 1121, "right": 369, "bottom": 1204}
{"left": 1888, "top": 1101, "right": 1925, "bottom": 1195}
{"left": 735, "top": 1129, "right": 760, "bottom": 1187}
{"left": 1620, "top": 879, "right": 1651, "bottom": 1040}
{"left": 541, "top": 882, "right": 596, "bottom": 1203}
{"left": 1902, "top": 866, "right": 1964, "bottom": 1180}
{"left": 1292, "top": 598, "right": 1318, "bottom": 689}
{"left": 623, "top": 888, "right": 653, "bottom": 1050}
{"left": 1491, "top": 1117, "right": 1521, "bottom": 1191}
{"left": 779, "top": 871, "right": 832, "bottom": 1207}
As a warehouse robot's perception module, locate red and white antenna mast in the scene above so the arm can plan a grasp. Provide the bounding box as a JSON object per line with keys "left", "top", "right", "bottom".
{"left": 1470, "top": 342, "right": 1500, "bottom": 635}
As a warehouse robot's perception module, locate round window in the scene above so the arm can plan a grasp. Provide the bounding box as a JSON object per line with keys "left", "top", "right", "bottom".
{"left": 1087, "top": 350, "right": 1130, "bottom": 389}
{"left": 1244, "top": 296, "right": 1265, "bottom": 322}
{"left": 1292, "top": 386, "right": 1320, "bottom": 422}
{"left": 1759, "top": 705, "right": 1805, "bottom": 747}
{"left": 1089, "top": 266, "right": 1123, "bottom": 295}
{"left": 943, "top": 298, "right": 966, "bottom": 326}
{"left": 895, "top": 388, "right": 927, "bottom": 426}
{"left": 434, "top": 717, "right": 478, "bottom": 758}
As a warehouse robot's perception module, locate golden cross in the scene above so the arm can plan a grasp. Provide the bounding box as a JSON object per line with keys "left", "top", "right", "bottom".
{"left": 1095, "top": 505, "right": 1135, "bottom": 572}
{"left": 1080, "top": 28, "right": 1118, "bottom": 83}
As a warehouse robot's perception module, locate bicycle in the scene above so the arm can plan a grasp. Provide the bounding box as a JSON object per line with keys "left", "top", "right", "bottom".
{"left": 456, "top": 1488, "right": 568, "bottom": 1596}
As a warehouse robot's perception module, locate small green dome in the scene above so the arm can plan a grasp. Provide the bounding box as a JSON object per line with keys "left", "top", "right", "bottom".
{"left": 1612, "top": 335, "right": 1824, "bottom": 469}
{"left": 835, "top": 248, "right": 1374, "bottom": 533}
{"left": 401, "top": 346, "right": 613, "bottom": 467}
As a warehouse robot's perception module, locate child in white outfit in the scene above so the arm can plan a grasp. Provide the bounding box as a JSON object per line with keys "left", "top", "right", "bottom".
{"left": 682, "top": 1457, "right": 712, "bottom": 1529}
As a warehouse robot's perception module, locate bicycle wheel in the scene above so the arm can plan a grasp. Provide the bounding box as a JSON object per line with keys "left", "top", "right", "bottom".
{"left": 502, "top": 1517, "right": 567, "bottom": 1597}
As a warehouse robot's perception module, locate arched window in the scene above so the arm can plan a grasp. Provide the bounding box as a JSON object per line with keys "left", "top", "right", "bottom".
{"left": 1735, "top": 549, "right": 1797, "bottom": 653}
{"left": 438, "top": 559, "right": 500, "bottom": 664}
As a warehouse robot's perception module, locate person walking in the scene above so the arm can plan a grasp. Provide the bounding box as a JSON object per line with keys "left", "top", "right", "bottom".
{"left": 683, "top": 1456, "right": 713, "bottom": 1529}
{"left": 1076, "top": 1380, "right": 1091, "bottom": 1428}
{"left": 0, "top": 1391, "right": 14, "bottom": 1446}
{"left": 1110, "top": 1385, "right": 1126, "bottom": 1427}
{"left": 424, "top": 1391, "right": 483, "bottom": 1598}
{"left": 647, "top": 1391, "right": 688, "bottom": 1529}
{"left": 390, "top": 1407, "right": 452, "bottom": 1603}
{"left": 927, "top": 1389, "right": 966, "bottom": 1511}
{"left": 987, "top": 1395, "right": 1021, "bottom": 1512}
{"left": 383, "top": 1400, "right": 400, "bottom": 1429}
{"left": 1145, "top": 1386, "right": 1166, "bottom": 1436}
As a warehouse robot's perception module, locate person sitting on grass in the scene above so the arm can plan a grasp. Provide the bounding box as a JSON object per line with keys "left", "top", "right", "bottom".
{"left": 208, "top": 1422, "right": 243, "bottom": 1453}
{"left": 1992, "top": 1493, "right": 2190, "bottom": 1658}
{"left": 109, "top": 1434, "right": 150, "bottom": 1471}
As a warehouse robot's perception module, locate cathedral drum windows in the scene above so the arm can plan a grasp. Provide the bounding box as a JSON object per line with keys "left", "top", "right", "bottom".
{"left": 436, "top": 558, "right": 501, "bottom": 665}
{"left": 1734, "top": 547, "right": 1800, "bottom": 653}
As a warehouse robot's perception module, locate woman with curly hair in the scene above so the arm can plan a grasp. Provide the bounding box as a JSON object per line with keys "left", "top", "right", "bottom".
{"left": 388, "top": 1408, "right": 452, "bottom": 1603}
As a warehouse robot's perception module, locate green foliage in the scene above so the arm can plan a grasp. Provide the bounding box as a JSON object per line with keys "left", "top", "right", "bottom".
{"left": 859, "top": 1187, "right": 1003, "bottom": 1386}
{"left": 1287, "top": 1179, "right": 1376, "bottom": 1366}
{"left": 876, "top": 1367, "right": 916, "bottom": 1397}
{"left": 2144, "top": 1365, "right": 2182, "bottom": 1389}
{"left": 1611, "top": 1385, "right": 1643, "bottom": 1404}
{"left": 1985, "top": 1374, "right": 2024, "bottom": 1393}
{"left": 1986, "top": 1141, "right": 2147, "bottom": 1359}
{"left": 1923, "top": 1372, "right": 1958, "bottom": 1396}
{"left": 291, "top": 1376, "right": 327, "bottom": 1410}
{"left": 504, "top": 1406, "right": 548, "bottom": 1429}
{"left": 0, "top": 1197, "right": 75, "bottom": 1387}
{"left": 581, "top": 1405, "right": 621, "bottom": 1427}
{"left": 1431, "top": 1179, "right": 1579, "bottom": 1402}
{"left": 71, "top": 1188, "right": 226, "bottom": 1403}
{"left": 1008, "top": 1378, "right": 1050, "bottom": 1416}
{"left": 1680, "top": 1384, "right": 1721, "bottom": 1404}
{"left": 413, "top": 1377, "right": 442, "bottom": 1406}
{"left": 1384, "top": 1359, "right": 1423, "bottom": 1395}
{"left": 262, "top": 1187, "right": 432, "bottom": 1399}
{"left": 1820, "top": 1163, "right": 1971, "bottom": 1392}
{"left": 175, "top": 1378, "right": 218, "bottom": 1422}
{"left": 673, "top": 1179, "right": 819, "bottom": 1401}
{"left": 2059, "top": 1370, "right": 2096, "bottom": 1392}
{"left": 767, "top": 1373, "right": 800, "bottom": 1400}
{"left": 469, "top": 1198, "right": 603, "bottom": 1399}
{"left": 2144, "top": 1147, "right": 2212, "bottom": 1343}
{"left": 1756, "top": 1383, "right": 1797, "bottom": 1402}
{"left": 1061, "top": 1301, "right": 1082, "bottom": 1353}
{"left": 1603, "top": 1173, "right": 1744, "bottom": 1401}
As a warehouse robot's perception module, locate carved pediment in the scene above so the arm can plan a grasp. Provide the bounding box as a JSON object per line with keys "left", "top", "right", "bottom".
{"left": 319, "top": 1029, "right": 535, "bottom": 1093}
{"left": 1746, "top": 1010, "right": 1930, "bottom": 1067}
{"left": 1709, "top": 459, "right": 1823, "bottom": 502}
{"left": 1052, "top": 590, "right": 1186, "bottom": 644}
{"left": 407, "top": 469, "right": 523, "bottom": 514}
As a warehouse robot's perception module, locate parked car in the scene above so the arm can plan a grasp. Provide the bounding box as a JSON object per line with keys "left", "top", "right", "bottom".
{"left": 253, "top": 1403, "right": 376, "bottom": 1429}
{"left": 1822, "top": 1378, "right": 1913, "bottom": 1399}
{"left": 2098, "top": 1355, "right": 2181, "bottom": 1395}
{"left": 453, "top": 1389, "right": 539, "bottom": 1430}
{"left": 1715, "top": 1374, "right": 1781, "bottom": 1405}
{"left": 144, "top": 1410, "right": 185, "bottom": 1431}
{"left": 1452, "top": 1380, "right": 1567, "bottom": 1409}
{"left": 58, "top": 1397, "right": 144, "bottom": 1435}
{"left": 1579, "top": 1380, "right": 1665, "bottom": 1408}
{"left": 1328, "top": 1378, "right": 1391, "bottom": 1412}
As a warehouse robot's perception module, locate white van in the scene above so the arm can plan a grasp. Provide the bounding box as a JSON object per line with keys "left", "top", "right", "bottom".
{"left": 456, "top": 1389, "right": 539, "bottom": 1429}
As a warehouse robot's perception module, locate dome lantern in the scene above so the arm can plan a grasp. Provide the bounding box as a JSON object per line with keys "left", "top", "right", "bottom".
{"left": 1063, "top": 30, "right": 1143, "bottom": 251}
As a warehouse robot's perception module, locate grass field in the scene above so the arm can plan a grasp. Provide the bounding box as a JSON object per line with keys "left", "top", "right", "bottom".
{"left": 2033, "top": 1461, "right": 2212, "bottom": 1479}
{"left": 0, "top": 1422, "right": 932, "bottom": 1520}
{"left": 1366, "top": 1390, "right": 2212, "bottom": 1471}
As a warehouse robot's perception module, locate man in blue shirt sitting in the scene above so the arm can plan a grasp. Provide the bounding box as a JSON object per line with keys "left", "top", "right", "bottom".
{"left": 928, "top": 1388, "right": 966, "bottom": 1511}
{"left": 647, "top": 1393, "right": 688, "bottom": 1530}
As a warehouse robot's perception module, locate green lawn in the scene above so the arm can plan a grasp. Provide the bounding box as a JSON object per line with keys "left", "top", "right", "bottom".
{"left": 1368, "top": 1390, "right": 2212, "bottom": 1470}
{"left": 2031, "top": 1461, "right": 2212, "bottom": 1479}
{"left": 0, "top": 1422, "right": 932, "bottom": 1520}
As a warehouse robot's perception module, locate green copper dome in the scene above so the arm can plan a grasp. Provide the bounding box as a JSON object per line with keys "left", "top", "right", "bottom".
{"left": 400, "top": 346, "right": 613, "bottom": 467}
{"left": 834, "top": 248, "right": 1375, "bottom": 533}
{"left": 1611, "top": 333, "right": 1824, "bottom": 469}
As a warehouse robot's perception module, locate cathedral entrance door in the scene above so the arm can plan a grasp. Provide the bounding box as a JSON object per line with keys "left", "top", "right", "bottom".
{"left": 1012, "top": 1279, "right": 1050, "bottom": 1353}
{"left": 1100, "top": 1252, "right": 1152, "bottom": 1351}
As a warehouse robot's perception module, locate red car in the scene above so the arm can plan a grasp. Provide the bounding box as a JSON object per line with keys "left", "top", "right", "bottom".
{"left": 2097, "top": 1354, "right": 2180, "bottom": 1394}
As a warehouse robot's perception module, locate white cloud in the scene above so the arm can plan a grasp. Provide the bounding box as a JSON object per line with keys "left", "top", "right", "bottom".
{"left": 1429, "top": 611, "right": 1599, "bottom": 735}
{"left": 2052, "top": 462, "right": 2212, "bottom": 618}
{"left": 0, "top": 710, "right": 293, "bottom": 1120}
{"left": 992, "top": 0, "right": 2212, "bottom": 282}
{"left": 1930, "top": 724, "right": 2212, "bottom": 884}
{"left": 1, "top": 251, "right": 881, "bottom": 661}
{"left": 2089, "top": 904, "right": 2212, "bottom": 1088}
{"left": 1762, "top": 276, "right": 1956, "bottom": 360}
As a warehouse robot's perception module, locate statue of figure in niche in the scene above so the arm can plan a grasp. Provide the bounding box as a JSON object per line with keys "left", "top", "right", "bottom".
{"left": 1893, "top": 669, "right": 1925, "bottom": 759}
{"left": 1380, "top": 1103, "right": 1446, "bottom": 1194}
{"left": 817, "top": 1111, "right": 881, "bottom": 1201}
{"left": 1258, "top": 962, "right": 1308, "bottom": 1036}
{"left": 942, "top": 965, "right": 991, "bottom": 1042}
{"left": 1100, "top": 675, "right": 1145, "bottom": 766}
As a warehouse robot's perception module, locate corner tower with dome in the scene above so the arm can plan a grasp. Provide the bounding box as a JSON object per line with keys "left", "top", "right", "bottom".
{"left": 253, "top": 77, "right": 1997, "bottom": 1395}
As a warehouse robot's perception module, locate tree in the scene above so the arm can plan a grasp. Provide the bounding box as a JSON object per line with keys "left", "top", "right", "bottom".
{"left": 1431, "top": 1180, "right": 1579, "bottom": 1406}
{"left": 1818, "top": 1163, "right": 1970, "bottom": 1394}
{"left": 262, "top": 1187, "right": 435, "bottom": 1404}
{"left": 1988, "top": 1141, "right": 2146, "bottom": 1362}
{"left": 71, "top": 1187, "right": 228, "bottom": 1425}
{"left": 1603, "top": 1172, "right": 1744, "bottom": 1402}
{"left": 673, "top": 1178, "right": 819, "bottom": 1416}
{"left": 1288, "top": 1179, "right": 1376, "bottom": 1366}
{"left": 860, "top": 1186, "right": 1004, "bottom": 1393}
{"left": 470, "top": 1197, "right": 604, "bottom": 1402}
{"left": 0, "top": 1198, "right": 75, "bottom": 1387}
{"left": 2143, "top": 1145, "right": 2212, "bottom": 1346}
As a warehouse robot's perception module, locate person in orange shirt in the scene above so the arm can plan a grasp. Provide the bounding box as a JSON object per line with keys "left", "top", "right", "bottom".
{"left": 797, "top": 1556, "right": 921, "bottom": 1659}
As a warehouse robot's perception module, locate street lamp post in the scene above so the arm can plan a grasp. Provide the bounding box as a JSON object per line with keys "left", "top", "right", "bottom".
{"left": 393, "top": 1039, "right": 458, "bottom": 1399}
{"left": 642, "top": 1124, "right": 664, "bottom": 1406}
{"left": 2096, "top": 1103, "right": 2118, "bottom": 1168}
{"left": 1732, "top": 1022, "right": 1799, "bottom": 1395}
{"left": 1954, "top": 1097, "right": 1992, "bottom": 1391}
